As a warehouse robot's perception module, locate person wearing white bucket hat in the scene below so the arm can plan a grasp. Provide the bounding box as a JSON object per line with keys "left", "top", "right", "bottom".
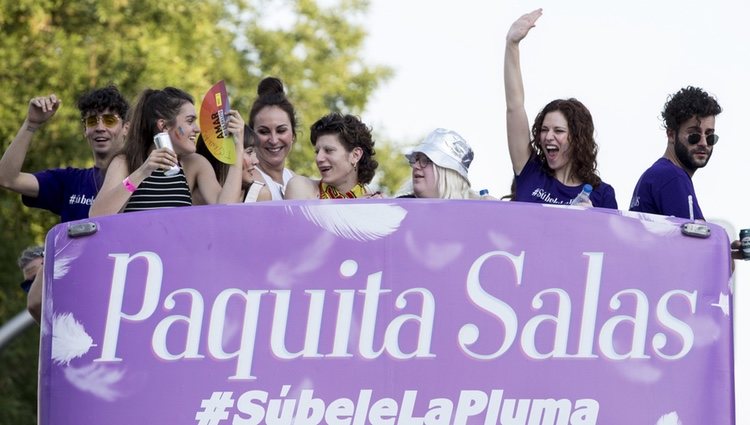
{"left": 400, "top": 128, "right": 481, "bottom": 199}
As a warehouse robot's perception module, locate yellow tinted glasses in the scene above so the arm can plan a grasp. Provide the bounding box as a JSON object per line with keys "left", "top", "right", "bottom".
{"left": 82, "top": 113, "right": 120, "bottom": 128}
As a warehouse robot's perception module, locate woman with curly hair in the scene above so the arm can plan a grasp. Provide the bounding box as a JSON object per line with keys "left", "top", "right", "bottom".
{"left": 504, "top": 9, "right": 617, "bottom": 208}
{"left": 285, "top": 112, "right": 379, "bottom": 199}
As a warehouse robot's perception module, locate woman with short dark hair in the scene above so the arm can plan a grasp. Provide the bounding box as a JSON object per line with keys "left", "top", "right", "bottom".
{"left": 285, "top": 113, "right": 379, "bottom": 199}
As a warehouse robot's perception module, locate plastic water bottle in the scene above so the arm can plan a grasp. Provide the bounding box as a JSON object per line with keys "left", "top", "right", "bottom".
{"left": 570, "top": 184, "right": 593, "bottom": 206}
{"left": 479, "top": 189, "right": 493, "bottom": 200}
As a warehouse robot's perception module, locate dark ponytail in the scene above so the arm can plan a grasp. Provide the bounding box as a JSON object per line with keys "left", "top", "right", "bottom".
{"left": 123, "top": 87, "right": 193, "bottom": 173}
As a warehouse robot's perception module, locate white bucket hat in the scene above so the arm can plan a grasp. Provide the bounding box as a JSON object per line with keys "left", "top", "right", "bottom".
{"left": 405, "top": 128, "right": 474, "bottom": 182}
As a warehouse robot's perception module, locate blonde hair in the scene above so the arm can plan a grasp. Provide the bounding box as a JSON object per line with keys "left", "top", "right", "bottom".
{"left": 434, "top": 165, "right": 479, "bottom": 199}
{"left": 398, "top": 163, "right": 479, "bottom": 199}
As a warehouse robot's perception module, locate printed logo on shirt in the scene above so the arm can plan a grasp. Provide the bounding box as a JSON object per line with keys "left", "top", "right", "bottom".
{"left": 630, "top": 196, "right": 640, "bottom": 209}
{"left": 69, "top": 194, "right": 94, "bottom": 206}
{"left": 531, "top": 188, "right": 565, "bottom": 205}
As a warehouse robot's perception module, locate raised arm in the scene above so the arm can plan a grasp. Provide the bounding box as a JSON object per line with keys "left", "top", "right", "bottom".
{"left": 192, "top": 110, "right": 245, "bottom": 204}
{"left": 0, "top": 95, "right": 61, "bottom": 196}
{"left": 504, "top": 9, "right": 542, "bottom": 175}
{"left": 27, "top": 267, "right": 44, "bottom": 324}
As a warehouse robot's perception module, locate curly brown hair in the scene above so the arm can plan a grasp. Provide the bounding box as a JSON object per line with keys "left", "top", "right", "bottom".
{"left": 77, "top": 84, "right": 129, "bottom": 120}
{"left": 662, "top": 86, "right": 722, "bottom": 131}
{"left": 530, "top": 98, "right": 601, "bottom": 187}
{"left": 310, "top": 113, "right": 378, "bottom": 184}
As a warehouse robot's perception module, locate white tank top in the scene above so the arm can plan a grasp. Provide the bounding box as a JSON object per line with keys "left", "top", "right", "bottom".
{"left": 256, "top": 167, "right": 294, "bottom": 200}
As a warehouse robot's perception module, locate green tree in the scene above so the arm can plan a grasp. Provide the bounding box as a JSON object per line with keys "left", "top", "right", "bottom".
{"left": 239, "top": 0, "right": 398, "bottom": 180}
{"left": 0, "top": 0, "right": 403, "bottom": 422}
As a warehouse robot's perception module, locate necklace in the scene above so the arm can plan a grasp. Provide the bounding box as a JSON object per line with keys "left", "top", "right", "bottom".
{"left": 318, "top": 182, "right": 367, "bottom": 199}
{"left": 93, "top": 166, "right": 104, "bottom": 194}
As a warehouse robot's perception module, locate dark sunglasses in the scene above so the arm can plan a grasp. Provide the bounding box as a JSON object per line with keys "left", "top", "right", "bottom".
{"left": 82, "top": 113, "right": 121, "bottom": 128}
{"left": 20, "top": 278, "right": 33, "bottom": 293}
{"left": 686, "top": 133, "right": 719, "bottom": 146}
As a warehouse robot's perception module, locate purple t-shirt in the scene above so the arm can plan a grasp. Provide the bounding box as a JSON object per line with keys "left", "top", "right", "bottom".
{"left": 629, "top": 157, "right": 703, "bottom": 220}
{"left": 514, "top": 156, "right": 618, "bottom": 209}
{"left": 22, "top": 167, "right": 102, "bottom": 222}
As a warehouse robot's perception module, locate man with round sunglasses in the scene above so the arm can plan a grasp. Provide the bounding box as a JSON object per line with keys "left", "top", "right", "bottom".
{"left": 629, "top": 86, "right": 722, "bottom": 220}
{"left": 0, "top": 85, "right": 129, "bottom": 222}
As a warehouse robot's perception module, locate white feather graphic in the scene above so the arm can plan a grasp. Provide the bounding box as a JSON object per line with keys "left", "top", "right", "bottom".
{"left": 656, "top": 411, "right": 682, "bottom": 425}
{"left": 53, "top": 254, "right": 77, "bottom": 279}
{"left": 64, "top": 363, "right": 125, "bottom": 401}
{"left": 615, "top": 360, "right": 662, "bottom": 384}
{"left": 488, "top": 230, "right": 514, "bottom": 250}
{"left": 541, "top": 203, "right": 584, "bottom": 210}
{"left": 52, "top": 313, "right": 96, "bottom": 365}
{"left": 711, "top": 292, "right": 730, "bottom": 316}
{"left": 621, "top": 211, "right": 681, "bottom": 236}
{"left": 289, "top": 378, "right": 315, "bottom": 423}
{"left": 684, "top": 316, "right": 721, "bottom": 347}
{"left": 41, "top": 292, "right": 54, "bottom": 336}
{"left": 292, "top": 203, "right": 407, "bottom": 241}
{"left": 405, "top": 231, "right": 463, "bottom": 270}
{"left": 267, "top": 233, "right": 335, "bottom": 288}
{"left": 52, "top": 236, "right": 84, "bottom": 279}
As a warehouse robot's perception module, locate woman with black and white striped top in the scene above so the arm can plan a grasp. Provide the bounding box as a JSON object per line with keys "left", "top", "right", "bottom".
{"left": 90, "top": 87, "right": 245, "bottom": 216}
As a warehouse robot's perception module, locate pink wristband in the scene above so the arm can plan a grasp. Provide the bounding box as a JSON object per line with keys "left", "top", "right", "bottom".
{"left": 122, "top": 176, "right": 137, "bottom": 193}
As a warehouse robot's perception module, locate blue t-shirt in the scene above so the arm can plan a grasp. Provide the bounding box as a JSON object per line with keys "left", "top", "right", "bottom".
{"left": 629, "top": 157, "right": 703, "bottom": 220}
{"left": 22, "top": 167, "right": 102, "bottom": 222}
{"left": 514, "top": 156, "right": 618, "bottom": 209}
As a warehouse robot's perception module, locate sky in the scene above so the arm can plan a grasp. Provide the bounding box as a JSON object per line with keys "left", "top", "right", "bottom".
{"left": 360, "top": 0, "right": 749, "bottom": 420}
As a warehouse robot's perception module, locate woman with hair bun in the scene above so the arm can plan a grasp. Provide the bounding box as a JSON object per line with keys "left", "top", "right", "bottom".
{"left": 504, "top": 9, "right": 617, "bottom": 208}
{"left": 248, "top": 77, "right": 298, "bottom": 199}
{"left": 90, "top": 87, "right": 245, "bottom": 215}
{"left": 285, "top": 112, "right": 379, "bottom": 199}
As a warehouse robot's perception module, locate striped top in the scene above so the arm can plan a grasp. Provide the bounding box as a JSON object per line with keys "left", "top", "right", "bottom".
{"left": 123, "top": 169, "right": 192, "bottom": 212}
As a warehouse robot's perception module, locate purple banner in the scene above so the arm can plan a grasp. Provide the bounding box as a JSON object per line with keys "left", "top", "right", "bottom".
{"left": 39, "top": 200, "right": 734, "bottom": 425}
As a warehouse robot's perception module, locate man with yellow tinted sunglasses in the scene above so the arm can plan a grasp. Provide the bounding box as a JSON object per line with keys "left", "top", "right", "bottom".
{"left": 0, "top": 85, "right": 129, "bottom": 222}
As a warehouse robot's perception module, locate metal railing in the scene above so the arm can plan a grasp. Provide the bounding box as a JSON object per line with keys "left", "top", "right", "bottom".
{"left": 0, "top": 310, "right": 35, "bottom": 351}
